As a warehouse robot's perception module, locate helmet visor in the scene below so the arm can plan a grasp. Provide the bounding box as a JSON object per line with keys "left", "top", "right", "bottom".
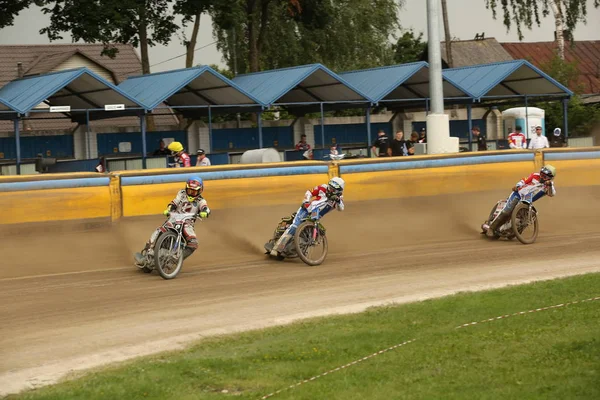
{"left": 186, "top": 186, "right": 201, "bottom": 198}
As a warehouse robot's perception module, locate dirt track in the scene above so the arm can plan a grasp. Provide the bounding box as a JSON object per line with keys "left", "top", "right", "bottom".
{"left": 1, "top": 187, "right": 599, "bottom": 396}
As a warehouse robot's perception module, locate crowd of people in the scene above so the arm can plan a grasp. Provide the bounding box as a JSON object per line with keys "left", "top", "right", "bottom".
{"left": 96, "top": 123, "right": 569, "bottom": 172}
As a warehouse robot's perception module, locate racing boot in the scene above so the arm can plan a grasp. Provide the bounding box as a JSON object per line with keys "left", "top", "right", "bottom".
{"left": 486, "top": 211, "right": 509, "bottom": 237}
{"left": 134, "top": 250, "right": 148, "bottom": 267}
{"left": 271, "top": 232, "right": 292, "bottom": 257}
{"left": 182, "top": 247, "right": 195, "bottom": 260}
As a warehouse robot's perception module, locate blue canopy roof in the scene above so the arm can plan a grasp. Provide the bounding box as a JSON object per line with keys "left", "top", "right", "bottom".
{"left": 442, "top": 60, "right": 573, "bottom": 100}
{"left": 232, "top": 64, "right": 372, "bottom": 106}
{"left": 340, "top": 61, "right": 470, "bottom": 104}
{"left": 0, "top": 67, "right": 144, "bottom": 115}
{"left": 118, "top": 65, "right": 265, "bottom": 112}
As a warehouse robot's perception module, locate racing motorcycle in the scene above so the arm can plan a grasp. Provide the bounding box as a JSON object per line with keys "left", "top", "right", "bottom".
{"left": 136, "top": 212, "right": 201, "bottom": 279}
{"left": 482, "top": 183, "right": 543, "bottom": 245}
{"left": 264, "top": 201, "right": 330, "bottom": 266}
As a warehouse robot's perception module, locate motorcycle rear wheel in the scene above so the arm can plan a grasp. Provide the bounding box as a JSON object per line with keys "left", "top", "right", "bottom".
{"left": 294, "top": 221, "right": 328, "bottom": 266}
{"left": 511, "top": 203, "right": 539, "bottom": 245}
{"left": 154, "top": 231, "right": 184, "bottom": 279}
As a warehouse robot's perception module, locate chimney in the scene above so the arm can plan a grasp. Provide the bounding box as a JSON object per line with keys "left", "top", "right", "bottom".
{"left": 17, "top": 62, "right": 24, "bottom": 78}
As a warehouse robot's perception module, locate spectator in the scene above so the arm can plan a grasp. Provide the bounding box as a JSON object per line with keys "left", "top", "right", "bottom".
{"left": 196, "top": 149, "right": 211, "bottom": 166}
{"left": 508, "top": 125, "right": 527, "bottom": 149}
{"left": 390, "top": 130, "right": 413, "bottom": 156}
{"left": 95, "top": 156, "right": 106, "bottom": 173}
{"left": 528, "top": 125, "right": 550, "bottom": 150}
{"left": 549, "top": 127, "right": 567, "bottom": 148}
{"left": 295, "top": 134, "right": 311, "bottom": 152}
{"left": 419, "top": 128, "right": 427, "bottom": 143}
{"left": 152, "top": 140, "right": 170, "bottom": 156}
{"left": 371, "top": 129, "right": 390, "bottom": 157}
{"left": 472, "top": 126, "right": 487, "bottom": 151}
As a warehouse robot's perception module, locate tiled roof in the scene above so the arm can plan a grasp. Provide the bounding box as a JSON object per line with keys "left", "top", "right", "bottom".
{"left": 0, "top": 43, "right": 143, "bottom": 87}
{"left": 501, "top": 40, "right": 600, "bottom": 94}
{"left": 440, "top": 38, "right": 514, "bottom": 67}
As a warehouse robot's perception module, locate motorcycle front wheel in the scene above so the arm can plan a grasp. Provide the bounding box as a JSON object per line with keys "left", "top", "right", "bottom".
{"left": 294, "top": 221, "right": 328, "bottom": 266}
{"left": 154, "top": 231, "right": 184, "bottom": 279}
{"left": 511, "top": 203, "right": 539, "bottom": 245}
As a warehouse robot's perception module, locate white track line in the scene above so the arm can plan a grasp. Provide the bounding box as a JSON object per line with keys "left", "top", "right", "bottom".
{"left": 259, "top": 339, "right": 417, "bottom": 400}
{"left": 259, "top": 295, "right": 600, "bottom": 399}
{"left": 455, "top": 296, "right": 600, "bottom": 329}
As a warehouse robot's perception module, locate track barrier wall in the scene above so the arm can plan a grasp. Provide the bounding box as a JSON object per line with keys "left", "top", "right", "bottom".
{"left": 0, "top": 148, "right": 598, "bottom": 225}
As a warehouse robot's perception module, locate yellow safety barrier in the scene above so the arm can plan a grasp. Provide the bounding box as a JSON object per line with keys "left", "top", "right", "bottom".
{"left": 0, "top": 147, "right": 597, "bottom": 225}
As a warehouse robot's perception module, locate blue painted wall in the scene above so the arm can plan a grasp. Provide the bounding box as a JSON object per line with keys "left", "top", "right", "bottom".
{"left": 211, "top": 126, "right": 293, "bottom": 151}
{"left": 0, "top": 135, "right": 74, "bottom": 160}
{"left": 97, "top": 130, "right": 187, "bottom": 156}
{"left": 411, "top": 120, "right": 486, "bottom": 140}
{"left": 314, "top": 122, "right": 393, "bottom": 147}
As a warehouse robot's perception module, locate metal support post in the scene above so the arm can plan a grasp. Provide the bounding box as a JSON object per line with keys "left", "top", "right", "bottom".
{"left": 140, "top": 113, "right": 147, "bottom": 169}
{"left": 14, "top": 117, "right": 21, "bottom": 175}
{"left": 257, "top": 111, "right": 263, "bottom": 148}
{"left": 467, "top": 104, "right": 473, "bottom": 150}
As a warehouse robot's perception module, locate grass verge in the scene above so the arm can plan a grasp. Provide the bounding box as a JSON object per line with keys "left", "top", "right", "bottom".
{"left": 9, "top": 272, "right": 600, "bottom": 400}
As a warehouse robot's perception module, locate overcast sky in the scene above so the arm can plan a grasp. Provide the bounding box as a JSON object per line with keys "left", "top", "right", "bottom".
{"left": 1, "top": 0, "right": 599, "bottom": 74}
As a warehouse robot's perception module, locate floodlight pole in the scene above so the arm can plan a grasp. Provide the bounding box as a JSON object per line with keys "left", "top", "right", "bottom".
{"left": 426, "top": 0, "right": 455, "bottom": 154}
{"left": 467, "top": 104, "right": 473, "bottom": 150}
{"left": 257, "top": 111, "right": 263, "bottom": 148}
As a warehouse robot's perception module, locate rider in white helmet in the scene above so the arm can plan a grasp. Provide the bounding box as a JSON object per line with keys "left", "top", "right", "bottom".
{"left": 483, "top": 164, "right": 556, "bottom": 235}
{"left": 268, "top": 177, "right": 345, "bottom": 256}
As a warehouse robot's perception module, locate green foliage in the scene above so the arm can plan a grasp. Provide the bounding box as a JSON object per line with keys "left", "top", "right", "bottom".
{"left": 211, "top": 0, "right": 403, "bottom": 75}
{"left": 485, "top": 0, "right": 600, "bottom": 41}
{"left": 0, "top": 0, "right": 43, "bottom": 29}
{"left": 531, "top": 52, "right": 600, "bottom": 137}
{"left": 393, "top": 28, "right": 427, "bottom": 65}
{"left": 39, "top": 0, "right": 179, "bottom": 72}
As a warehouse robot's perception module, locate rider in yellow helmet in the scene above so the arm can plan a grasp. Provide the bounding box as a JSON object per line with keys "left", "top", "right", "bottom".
{"left": 167, "top": 141, "right": 191, "bottom": 167}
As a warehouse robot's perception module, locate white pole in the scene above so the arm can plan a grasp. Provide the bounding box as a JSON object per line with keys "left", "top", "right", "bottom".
{"left": 426, "top": 0, "right": 457, "bottom": 154}
{"left": 427, "top": 0, "right": 444, "bottom": 114}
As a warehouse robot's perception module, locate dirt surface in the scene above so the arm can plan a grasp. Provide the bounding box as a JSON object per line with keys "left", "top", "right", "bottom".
{"left": 1, "top": 187, "right": 599, "bottom": 396}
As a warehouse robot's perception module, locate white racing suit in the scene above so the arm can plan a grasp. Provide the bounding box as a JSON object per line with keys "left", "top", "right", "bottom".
{"left": 488, "top": 172, "right": 555, "bottom": 232}
{"left": 271, "top": 184, "right": 344, "bottom": 255}
{"left": 136, "top": 190, "right": 210, "bottom": 264}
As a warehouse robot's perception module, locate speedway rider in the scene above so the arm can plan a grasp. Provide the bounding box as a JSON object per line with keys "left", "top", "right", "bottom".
{"left": 482, "top": 165, "right": 556, "bottom": 235}
{"left": 134, "top": 176, "right": 210, "bottom": 267}
{"left": 268, "top": 177, "right": 345, "bottom": 256}
{"left": 167, "top": 141, "right": 191, "bottom": 167}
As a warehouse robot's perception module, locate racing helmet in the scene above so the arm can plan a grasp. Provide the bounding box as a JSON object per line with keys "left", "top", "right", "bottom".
{"left": 327, "top": 177, "right": 345, "bottom": 196}
{"left": 540, "top": 164, "right": 556, "bottom": 182}
{"left": 185, "top": 176, "right": 203, "bottom": 201}
{"left": 167, "top": 141, "right": 184, "bottom": 155}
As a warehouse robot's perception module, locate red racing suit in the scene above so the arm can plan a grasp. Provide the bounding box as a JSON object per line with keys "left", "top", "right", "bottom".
{"left": 174, "top": 152, "right": 191, "bottom": 167}
{"left": 508, "top": 132, "right": 527, "bottom": 149}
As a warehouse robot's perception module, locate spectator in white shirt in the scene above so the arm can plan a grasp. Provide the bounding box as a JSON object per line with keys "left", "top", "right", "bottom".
{"left": 196, "top": 149, "right": 211, "bottom": 166}
{"left": 528, "top": 126, "right": 550, "bottom": 150}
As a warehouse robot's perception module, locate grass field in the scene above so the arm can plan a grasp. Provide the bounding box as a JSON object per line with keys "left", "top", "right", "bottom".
{"left": 9, "top": 272, "right": 600, "bottom": 400}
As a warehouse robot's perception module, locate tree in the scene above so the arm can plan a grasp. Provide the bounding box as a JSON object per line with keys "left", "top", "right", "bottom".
{"left": 174, "top": 0, "right": 214, "bottom": 68}
{"left": 393, "top": 29, "right": 427, "bottom": 65}
{"left": 210, "top": 0, "right": 302, "bottom": 73}
{"left": 485, "top": 0, "right": 600, "bottom": 60}
{"left": 39, "top": 0, "right": 179, "bottom": 74}
{"left": 0, "top": 0, "right": 42, "bottom": 29}
{"left": 532, "top": 53, "right": 600, "bottom": 137}
{"left": 212, "top": 0, "right": 402, "bottom": 74}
